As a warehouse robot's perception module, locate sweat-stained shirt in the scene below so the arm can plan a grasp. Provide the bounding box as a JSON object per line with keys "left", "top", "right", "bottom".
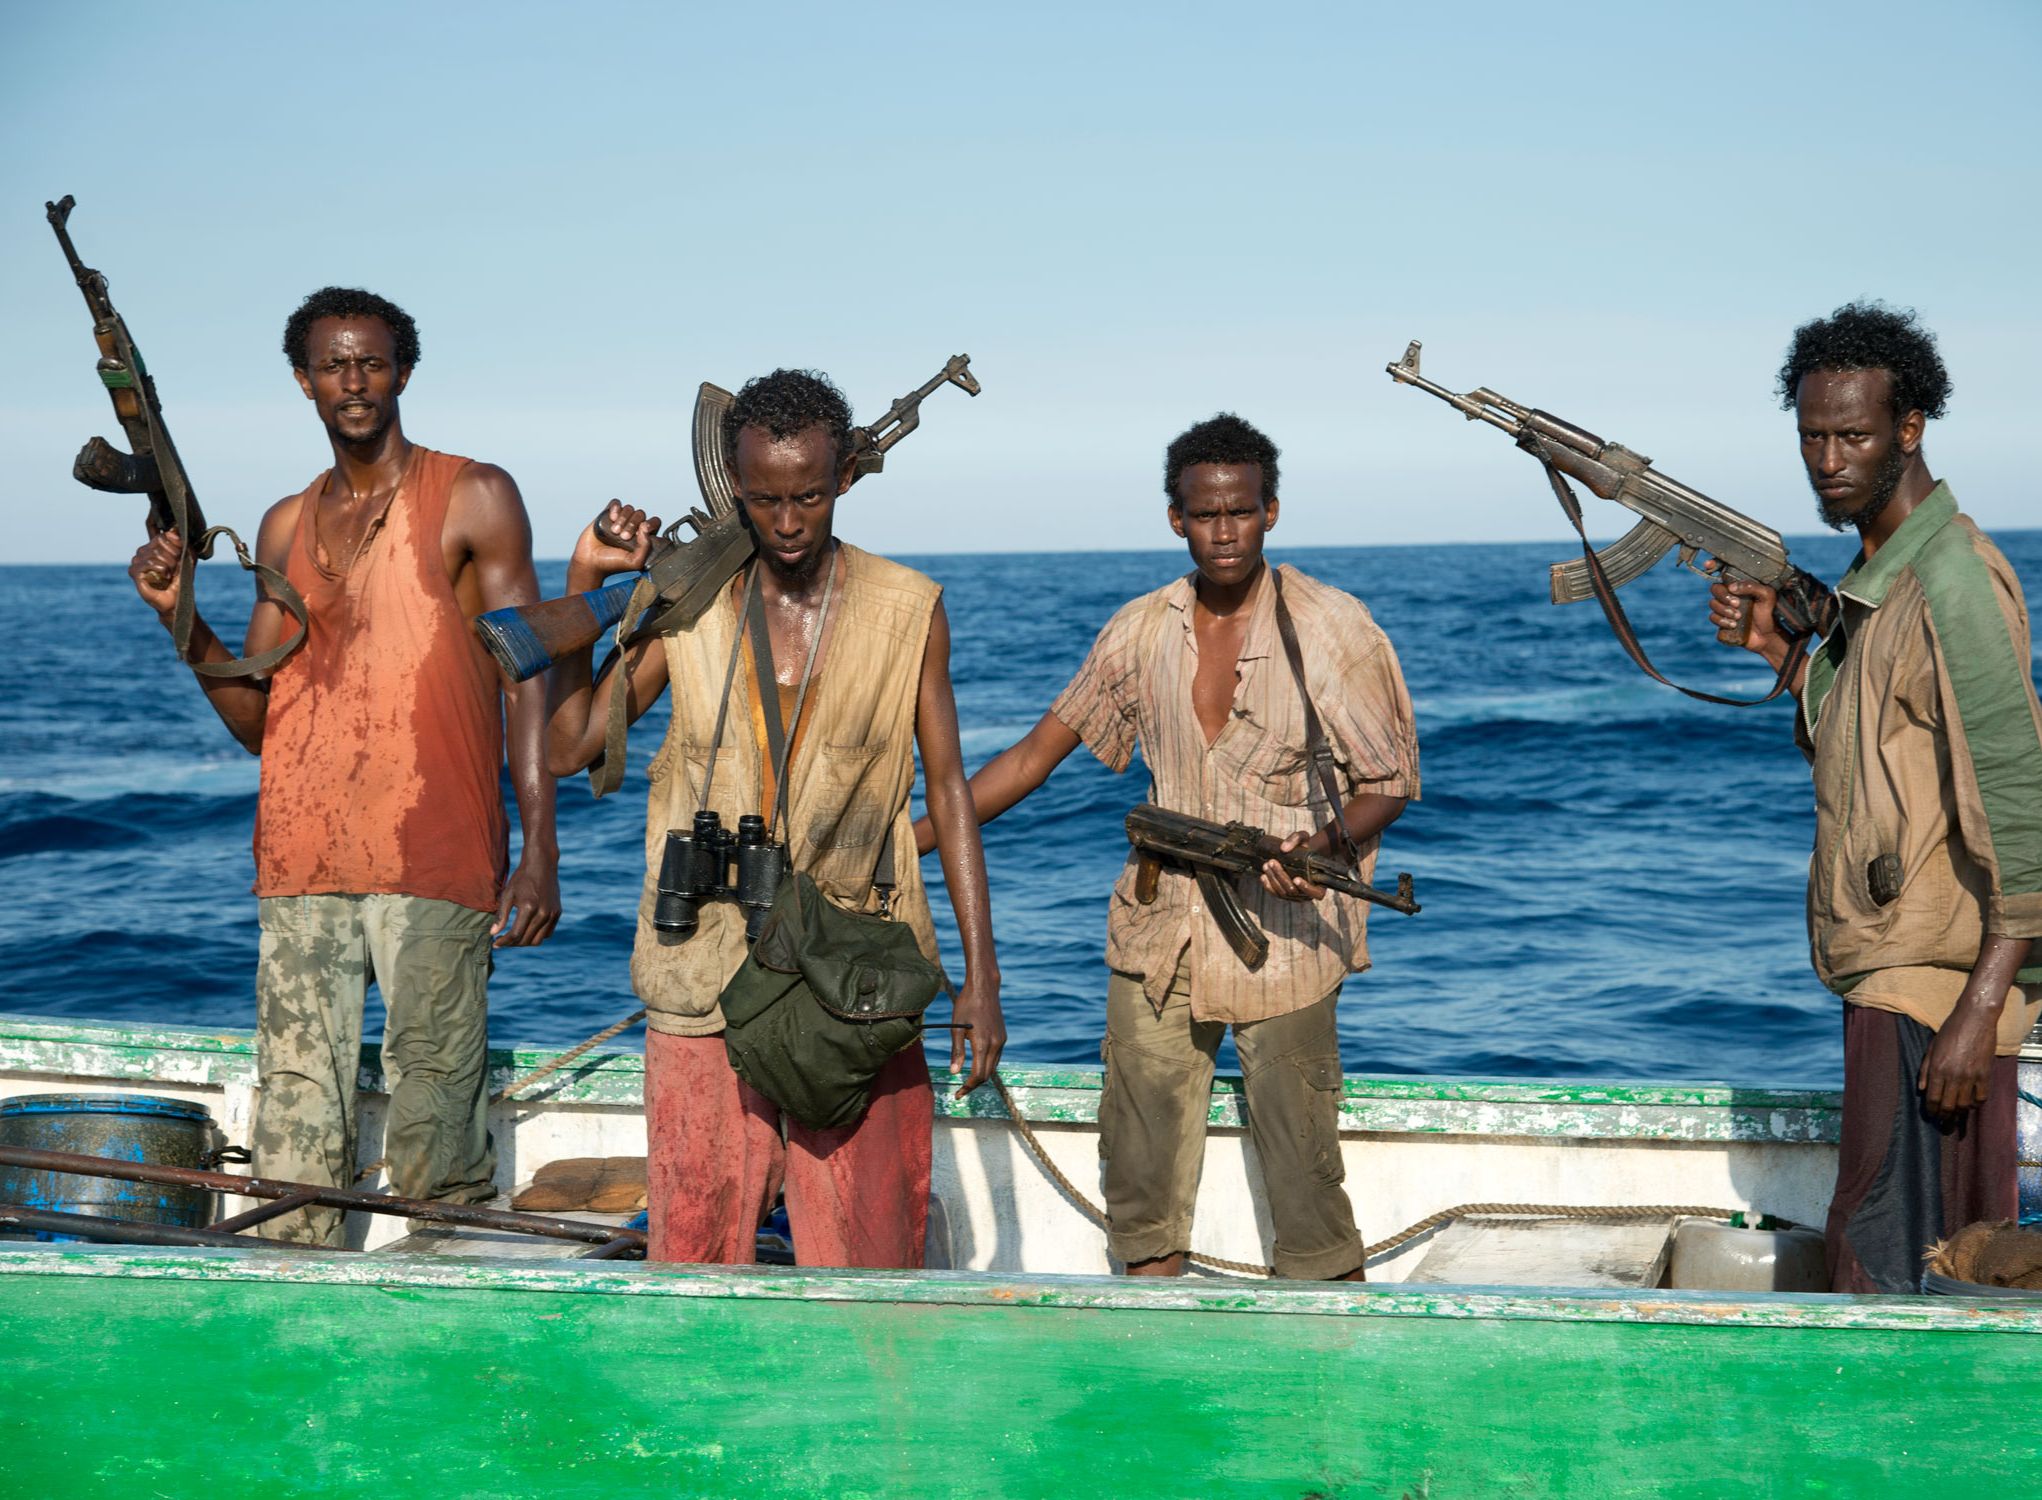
{"left": 1051, "top": 564, "right": 1419, "bottom": 1025}
{"left": 254, "top": 448, "right": 508, "bottom": 913}
{"left": 1797, "top": 482, "right": 2042, "bottom": 1053}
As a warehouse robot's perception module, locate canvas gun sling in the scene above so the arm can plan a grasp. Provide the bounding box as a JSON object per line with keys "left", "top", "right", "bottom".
{"left": 1533, "top": 450, "right": 1810, "bottom": 707}
{"left": 1269, "top": 569, "right": 1366, "bottom": 870}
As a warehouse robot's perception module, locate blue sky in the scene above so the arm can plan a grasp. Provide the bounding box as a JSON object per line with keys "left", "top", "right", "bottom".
{"left": 3, "top": 1, "right": 2037, "bottom": 564}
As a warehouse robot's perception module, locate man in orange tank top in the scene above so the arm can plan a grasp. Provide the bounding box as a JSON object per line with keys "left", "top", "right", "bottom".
{"left": 546, "top": 369, "right": 1005, "bottom": 1268}
{"left": 127, "top": 287, "right": 560, "bottom": 1244}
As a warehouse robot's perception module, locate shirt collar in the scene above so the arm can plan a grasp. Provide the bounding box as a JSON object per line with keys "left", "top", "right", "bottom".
{"left": 1837, "top": 481, "right": 1957, "bottom": 608}
{"left": 1164, "top": 564, "right": 1278, "bottom": 661}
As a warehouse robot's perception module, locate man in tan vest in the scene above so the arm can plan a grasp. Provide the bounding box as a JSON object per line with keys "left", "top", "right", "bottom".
{"left": 126, "top": 286, "right": 561, "bottom": 1244}
{"left": 548, "top": 367, "right": 1004, "bottom": 1267}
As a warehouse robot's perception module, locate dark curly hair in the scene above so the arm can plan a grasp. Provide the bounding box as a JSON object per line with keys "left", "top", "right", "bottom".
{"left": 1164, "top": 413, "right": 1279, "bottom": 504}
{"left": 1777, "top": 301, "right": 1950, "bottom": 421}
{"left": 722, "top": 368, "right": 854, "bottom": 469}
{"left": 282, "top": 287, "right": 421, "bottom": 370}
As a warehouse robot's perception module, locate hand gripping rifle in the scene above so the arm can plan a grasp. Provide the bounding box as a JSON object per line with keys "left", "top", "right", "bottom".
{"left": 47, "top": 195, "right": 307, "bottom": 677}
{"left": 471, "top": 354, "right": 982, "bottom": 685}
{"left": 1385, "top": 341, "right": 1837, "bottom": 706}
{"left": 1125, "top": 803, "right": 1419, "bottom": 970}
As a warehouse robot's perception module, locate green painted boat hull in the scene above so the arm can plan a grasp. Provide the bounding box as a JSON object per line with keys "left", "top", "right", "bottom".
{"left": 2, "top": 1248, "right": 2036, "bottom": 1498}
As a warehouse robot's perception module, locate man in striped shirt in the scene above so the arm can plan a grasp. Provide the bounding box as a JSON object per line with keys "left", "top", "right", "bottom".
{"left": 917, "top": 414, "right": 1419, "bottom": 1279}
{"left": 1713, "top": 303, "right": 2042, "bottom": 1292}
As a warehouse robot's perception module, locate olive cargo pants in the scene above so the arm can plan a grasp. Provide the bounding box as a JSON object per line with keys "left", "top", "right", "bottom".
{"left": 1100, "top": 962, "right": 1364, "bottom": 1279}
{"left": 251, "top": 894, "right": 497, "bottom": 1244}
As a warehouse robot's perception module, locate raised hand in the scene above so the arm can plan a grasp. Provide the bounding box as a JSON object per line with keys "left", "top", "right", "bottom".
{"left": 1705, "top": 562, "right": 1791, "bottom": 670}
{"left": 569, "top": 500, "right": 661, "bottom": 588}
{"left": 129, "top": 529, "right": 185, "bottom": 616}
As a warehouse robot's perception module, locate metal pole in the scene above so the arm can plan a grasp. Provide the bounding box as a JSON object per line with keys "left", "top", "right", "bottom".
{"left": 0, "top": 1206, "right": 325, "bottom": 1252}
{"left": 0, "top": 1144, "right": 646, "bottom": 1251}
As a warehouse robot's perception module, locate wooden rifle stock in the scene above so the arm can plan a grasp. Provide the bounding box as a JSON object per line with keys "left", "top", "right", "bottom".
{"left": 474, "top": 581, "right": 640, "bottom": 684}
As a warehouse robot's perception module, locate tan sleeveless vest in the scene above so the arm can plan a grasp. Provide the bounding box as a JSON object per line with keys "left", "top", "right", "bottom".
{"left": 631, "top": 543, "right": 942, "bottom": 1036}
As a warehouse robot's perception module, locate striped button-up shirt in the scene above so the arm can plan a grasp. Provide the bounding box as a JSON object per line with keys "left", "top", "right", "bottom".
{"left": 1051, "top": 564, "right": 1419, "bottom": 1023}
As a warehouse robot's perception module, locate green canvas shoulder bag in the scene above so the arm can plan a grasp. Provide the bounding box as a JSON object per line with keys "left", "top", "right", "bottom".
{"left": 713, "top": 552, "right": 944, "bottom": 1130}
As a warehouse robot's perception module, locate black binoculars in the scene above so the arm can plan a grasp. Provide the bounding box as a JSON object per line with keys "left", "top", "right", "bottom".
{"left": 654, "top": 810, "right": 785, "bottom": 940}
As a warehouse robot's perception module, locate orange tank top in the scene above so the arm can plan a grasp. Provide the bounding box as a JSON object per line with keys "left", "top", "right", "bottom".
{"left": 253, "top": 447, "right": 508, "bottom": 911}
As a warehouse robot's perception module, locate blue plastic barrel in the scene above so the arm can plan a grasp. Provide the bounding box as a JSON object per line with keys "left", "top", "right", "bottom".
{"left": 0, "top": 1093, "right": 217, "bottom": 1242}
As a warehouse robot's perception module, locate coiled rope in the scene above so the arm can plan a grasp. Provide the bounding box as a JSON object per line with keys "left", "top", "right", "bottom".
{"left": 990, "top": 1073, "right": 1747, "bottom": 1278}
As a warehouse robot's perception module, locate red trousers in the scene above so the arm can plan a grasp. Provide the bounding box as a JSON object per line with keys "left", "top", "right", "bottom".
{"left": 643, "top": 1029, "right": 933, "bottom": 1268}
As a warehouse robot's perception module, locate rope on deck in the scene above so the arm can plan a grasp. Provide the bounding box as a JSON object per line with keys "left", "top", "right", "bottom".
{"left": 354, "top": 1008, "right": 648, "bottom": 1184}
{"left": 990, "top": 1074, "right": 1747, "bottom": 1279}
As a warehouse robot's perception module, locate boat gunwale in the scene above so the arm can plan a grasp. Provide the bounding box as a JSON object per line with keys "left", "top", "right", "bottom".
{"left": 1, "top": 1244, "right": 2035, "bottom": 1334}
{"left": 0, "top": 1011, "right": 1844, "bottom": 1141}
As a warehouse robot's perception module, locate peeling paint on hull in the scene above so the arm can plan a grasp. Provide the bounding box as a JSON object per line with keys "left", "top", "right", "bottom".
{"left": 0, "top": 1247, "right": 2038, "bottom": 1497}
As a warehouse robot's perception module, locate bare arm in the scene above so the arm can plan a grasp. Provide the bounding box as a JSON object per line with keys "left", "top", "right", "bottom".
{"left": 127, "top": 497, "right": 300, "bottom": 753}
{"left": 916, "top": 598, "right": 1005, "bottom": 1096}
{"left": 1918, "top": 934, "right": 2031, "bottom": 1118}
{"left": 545, "top": 501, "right": 673, "bottom": 777}
{"left": 911, "top": 710, "right": 1082, "bottom": 856}
{"left": 450, "top": 464, "right": 560, "bottom": 948}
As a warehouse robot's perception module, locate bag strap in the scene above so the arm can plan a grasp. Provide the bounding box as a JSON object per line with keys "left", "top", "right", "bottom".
{"left": 1269, "top": 568, "right": 1361, "bottom": 868}
{"left": 1533, "top": 449, "right": 1807, "bottom": 708}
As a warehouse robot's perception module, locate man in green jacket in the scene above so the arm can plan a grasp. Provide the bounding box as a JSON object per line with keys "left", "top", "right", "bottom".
{"left": 1713, "top": 302, "right": 2042, "bottom": 1292}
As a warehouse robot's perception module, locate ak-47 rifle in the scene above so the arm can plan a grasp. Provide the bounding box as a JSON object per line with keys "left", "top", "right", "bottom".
{"left": 1385, "top": 341, "right": 1837, "bottom": 706}
{"left": 1124, "top": 803, "right": 1419, "bottom": 971}
{"left": 471, "top": 354, "right": 981, "bottom": 684}
{"left": 47, "top": 194, "right": 306, "bottom": 677}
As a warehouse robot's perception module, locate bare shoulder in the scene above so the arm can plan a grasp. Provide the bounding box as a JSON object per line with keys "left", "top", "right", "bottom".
{"left": 446, "top": 460, "right": 533, "bottom": 561}
{"left": 449, "top": 460, "right": 527, "bottom": 518}
{"left": 255, "top": 491, "right": 306, "bottom": 565}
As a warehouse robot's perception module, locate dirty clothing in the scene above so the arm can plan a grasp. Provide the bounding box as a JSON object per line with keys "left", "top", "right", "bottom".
{"left": 632, "top": 545, "right": 942, "bottom": 1037}
{"left": 633, "top": 545, "right": 943, "bottom": 1267}
{"left": 643, "top": 1031, "right": 932, "bottom": 1268}
{"left": 1799, "top": 483, "right": 2042, "bottom": 1037}
{"left": 1826, "top": 1004, "right": 2018, "bottom": 1293}
{"left": 1052, "top": 564, "right": 1419, "bottom": 1023}
{"left": 1101, "top": 961, "right": 1364, "bottom": 1280}
{"left": 255, "top": 448, "right": 509, "bottom": 914}
{"left": 251, "top": 894, "right": 496, "bottom": 1245}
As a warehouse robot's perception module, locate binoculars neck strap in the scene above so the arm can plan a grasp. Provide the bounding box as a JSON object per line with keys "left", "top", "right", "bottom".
{"left": 696, "top": 565, "right": 764, "bottom": 812}
{"left": 745, "top": 549, "right": 841, "bottom": 854}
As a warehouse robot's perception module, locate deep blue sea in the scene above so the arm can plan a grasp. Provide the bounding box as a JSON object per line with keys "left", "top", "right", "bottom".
{"left": 4, "top": 531, "right": 2038, "bottom": 1087}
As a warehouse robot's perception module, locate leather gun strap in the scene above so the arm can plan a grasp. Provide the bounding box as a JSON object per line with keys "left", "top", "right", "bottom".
{"left": 1270, "top": 569, "right": 1361, "bottom": 868}
{"left": 167, "top": 518, "right": 311, "bottom": 680}
{"left": 590, "top": 573, "right": 663, "bottom": 799}
{"left": 1536, "top": 450, "right": 1806, "bottom": 708}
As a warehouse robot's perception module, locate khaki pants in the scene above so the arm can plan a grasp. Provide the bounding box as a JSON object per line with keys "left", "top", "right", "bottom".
{"left": 251, "top": 894, "right": 496, "bottom": 1245}
{"left": 1100, "top": 962, "right": 1363, "bottom": 1280}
